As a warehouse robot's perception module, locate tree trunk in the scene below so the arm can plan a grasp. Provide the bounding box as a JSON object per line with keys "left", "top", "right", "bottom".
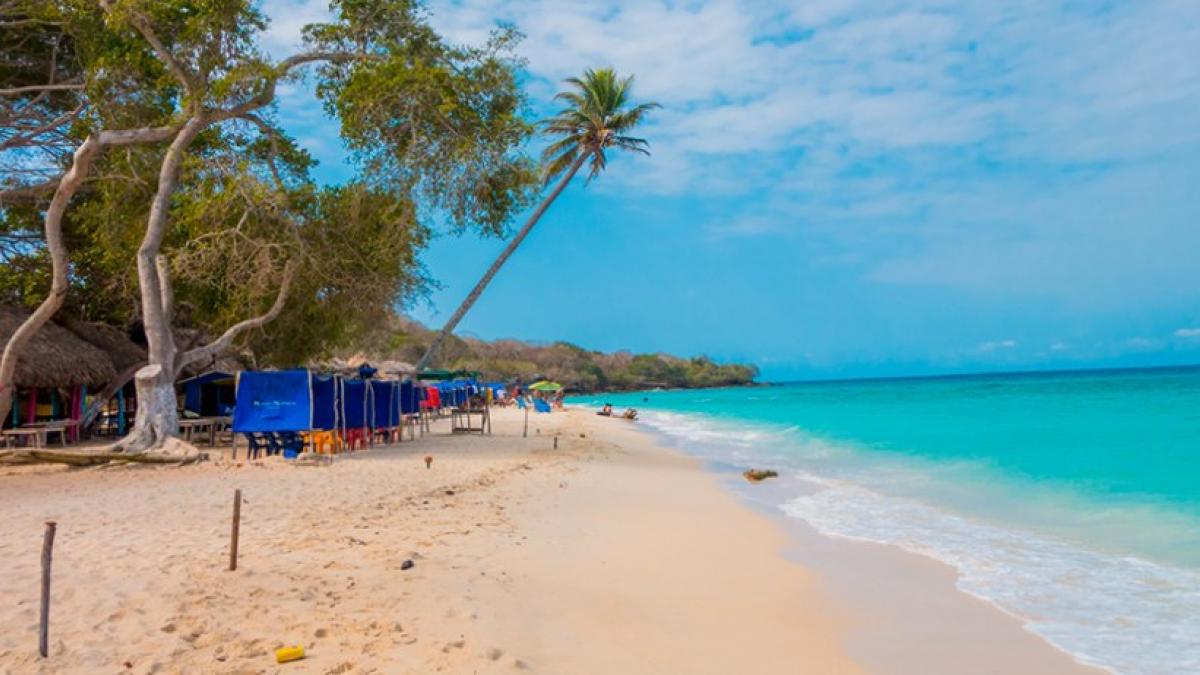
{"left": 116, "top": 364, "right": 180, "bottom": 451}
{"left": 115, "top": 118, "right": 205, "bottom": 452}
{"left": 0, "top": 137, "right": 101, "bottom": 424}
{"left": 416, "top": 151, "right": 591, "bottom": 371}
{"left": 0, "top": 123, "right": 176, "bottom": 428}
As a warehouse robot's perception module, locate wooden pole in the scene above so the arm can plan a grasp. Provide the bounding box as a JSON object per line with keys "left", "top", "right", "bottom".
{"left": 553, "top": 435, "right": 558, "bottom": 449}
{"left": 523, "top": 402, "right": 529, "bottom": 438}
{"left": 229, "top": 489, "right": 242, "bottom": 571}
{"left": 39, "top": 521, "right": 56, "bottom": 658}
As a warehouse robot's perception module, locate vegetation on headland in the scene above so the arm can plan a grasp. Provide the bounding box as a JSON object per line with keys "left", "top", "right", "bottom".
{"left": 361, "top": 317, "right": 758, "bottom": 393}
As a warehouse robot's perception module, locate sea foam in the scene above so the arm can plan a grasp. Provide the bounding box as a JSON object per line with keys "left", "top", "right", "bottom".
{"left": 629, "top": 408, "right": 1200, "bottom": 675}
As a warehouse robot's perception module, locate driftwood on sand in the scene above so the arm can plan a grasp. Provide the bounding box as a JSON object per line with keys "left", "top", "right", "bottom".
{"left": 0, "top": 438, "right": 206, "bottom": 467}
{"left": 0, "top": 449, "right": 206, "bottom": 467}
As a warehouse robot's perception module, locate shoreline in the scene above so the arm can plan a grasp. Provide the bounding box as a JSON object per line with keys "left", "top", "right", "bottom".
{"left": 0, "top": 407, "right": 1098, "bottom": 673}
{"left": 601, "top": 411, "right": 1104, "bottom": 675}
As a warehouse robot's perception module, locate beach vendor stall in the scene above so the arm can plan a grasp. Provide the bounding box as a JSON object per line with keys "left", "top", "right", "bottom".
{"left": 339, "top": 378, "right": 369, "bottom": 451}
{"left": 0, "top": 306, "right": 115, "bottom": 447}
{"left": 399, "top": 380, "right": 424, "bottom": 437}
{"left": 448, "top": 378, "right": 489, "bottom": 435}
{"left": 181, "top": 371, "right": 236, "bottom": 416}
{"left": 177, "top": 371, "right": 236, "bottom": 445}
{"left": 231, "top": 369, "right": 338, "bottom": 458}
{"left": 368, "top": 379, "right": 400, "bottom": 444}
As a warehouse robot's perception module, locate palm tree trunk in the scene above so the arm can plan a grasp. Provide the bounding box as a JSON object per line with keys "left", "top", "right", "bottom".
{"left": 416, "top": 151, "right": 591, "bottom": 372}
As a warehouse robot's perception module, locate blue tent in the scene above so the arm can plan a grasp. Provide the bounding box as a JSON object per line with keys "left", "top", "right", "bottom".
{"left": 341, "top": 378, "right": 368, "bottom": 429}
{"left": 399, "top": 381, "right": 419, "bottom": 414}
{"left": 232, "top": 369, "right": 313, "bottom": 433}
{"left": 369, "top": 380, "right": 397, "bottom": 429}
{"left": 441, "top": 381, "right": 468, "bottom": 407}
{"left": 182, "top": 371, "right": 236, "bottom": 416}
{"left": 312, "top": 374, "right": 338, "bottom": 431}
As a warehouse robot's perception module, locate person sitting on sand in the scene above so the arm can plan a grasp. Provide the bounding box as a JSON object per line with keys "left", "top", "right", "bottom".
{"left": 597, "top": 403, "right": 614, "bottom": 416}
{"left": 622, "top": 408, "right": 638, "bottom": 420}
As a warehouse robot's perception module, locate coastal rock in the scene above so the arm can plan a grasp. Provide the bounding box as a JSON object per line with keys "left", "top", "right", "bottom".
{"left": 742, "top": 469, "right": 778, "bottom": 483}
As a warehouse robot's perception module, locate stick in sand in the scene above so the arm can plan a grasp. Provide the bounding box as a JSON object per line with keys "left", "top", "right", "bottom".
{"left": 39, "top": 521, "right": 56, "bottom": 658}
{"left": 229, "top": 489, "right": 242, "bottom": 571}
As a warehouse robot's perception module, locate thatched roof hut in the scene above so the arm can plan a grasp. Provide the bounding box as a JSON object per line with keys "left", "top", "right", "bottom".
{"left": 0, "top": 307, "right": 117, "bottom": 388}
{"left": 61, "top": 318, "right": 146, "bottom": 372}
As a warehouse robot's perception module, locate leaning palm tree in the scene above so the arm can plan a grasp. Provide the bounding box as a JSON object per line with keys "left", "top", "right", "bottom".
{"left": 415, "top": 68, "right": 659, "bottom": 371}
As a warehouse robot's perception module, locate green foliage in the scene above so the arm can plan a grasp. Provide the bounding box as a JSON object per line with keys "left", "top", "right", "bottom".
{"left": 308, "top": 0, "right": 538, "bottom": 236}
{"left": 358, "top": 318, "right": 758, "bottom": 393}
{"left": 541, "top": 67, "right": 661, "bottom": 183}
{"left": 1, "top": 0, "right": 542, "bottom": 370}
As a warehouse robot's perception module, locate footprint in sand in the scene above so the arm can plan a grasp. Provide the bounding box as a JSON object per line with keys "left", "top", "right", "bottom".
{"left": 441, "top": 639, "right": 466, "bottom": 653}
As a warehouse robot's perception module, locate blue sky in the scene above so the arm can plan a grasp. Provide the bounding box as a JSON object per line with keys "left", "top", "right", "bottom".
{"left": 260, "top": 0, "right": 1200, "bottom": 381}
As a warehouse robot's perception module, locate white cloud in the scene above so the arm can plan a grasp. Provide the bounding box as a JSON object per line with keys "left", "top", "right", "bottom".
{"left": 258, "top": 0, "right": 331, "bottom": 57}
{"left": 977, "top": 339, "right": 1017, "bottom": 353}
{"left": 1125, "top": 337, "right": 1159, "bottom": 350}
{"left": 259, "top": 1, "right": 1200, "bottom": 201}
{"left": 255, "top": 1, "right": 1200, "bottom": 323}
{"left": 1175, "top": 328, "right": 1200, "bottom": 338}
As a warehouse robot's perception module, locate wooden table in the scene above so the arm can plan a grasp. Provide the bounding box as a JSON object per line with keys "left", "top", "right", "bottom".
{"left": 2, "top": 421, "right": 75, "bottom": 448}
{"left": 179, "top": 416, "right": 231, "bottom": 446}
{"left": 450, "top": 409, "right": 489, "bottom": 435}
{"left": 3, "top": 427, "right": 47, "bottom": 448}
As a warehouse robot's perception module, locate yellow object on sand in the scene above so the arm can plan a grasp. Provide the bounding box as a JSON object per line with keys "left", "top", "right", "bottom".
{"left": 276, "top": 645, "right": 305, "bottom": 663}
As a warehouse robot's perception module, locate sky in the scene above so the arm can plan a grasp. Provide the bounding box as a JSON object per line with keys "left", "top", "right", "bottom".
{"left": 259, "top": 0, "right": 1200, "bottom": 381}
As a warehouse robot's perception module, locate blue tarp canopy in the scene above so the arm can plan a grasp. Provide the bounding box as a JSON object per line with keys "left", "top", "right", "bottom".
{"left": 369, "top": 380, "right": 397, "bottom": 428}
{"left": 182, "top": 371, "right": 236, "bottom": 416}
{"left": 438, "top": 381, "right": 467, "bottom": 407}
{"left": 232, "top": 370, "right": 312, "bottom": 432}
{"left": 399, "top": 381, "right": 419, "bottom": 414}
{"left": 312, "top": 374, "right": 338, "bottom": 431}
{"left": 341, "top": 379, "right": 368, "bottom": 429}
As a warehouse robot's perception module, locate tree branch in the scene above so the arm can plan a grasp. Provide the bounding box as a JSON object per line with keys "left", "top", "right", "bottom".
{"left": 0, "top": 177, "right": 61, "bottom": 204}
{"left": 0, "top": 102, "right": 85, "bottom": 151}
{"left": 0, "top": 82, "right": 84, "bottom": 96}
{"left": 100, "top": 0, "right": 198, "bottom": 97}
{"left": 175, "top": 260, "right": 295, "bottom": 376}
{"left": 215, "top": 51, "right": 376, "bottom": 120}
{"left": 237, "top": 113, "right": 287, "bottom": 194}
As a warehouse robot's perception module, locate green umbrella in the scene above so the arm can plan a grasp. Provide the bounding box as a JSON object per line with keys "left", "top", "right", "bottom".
{"left": 527, "top": 380, "right": 563, "bottom": 392}
{"left": 417, "top": 369, "right": 456, "bottom": 381}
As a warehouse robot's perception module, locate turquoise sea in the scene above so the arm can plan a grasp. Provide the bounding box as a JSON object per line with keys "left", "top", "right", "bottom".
{"left": 577, "top": 366, "right": 1200, "bottom": 674}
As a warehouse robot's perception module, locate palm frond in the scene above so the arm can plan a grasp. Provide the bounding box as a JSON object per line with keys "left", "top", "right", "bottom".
{"left": 540, "top": 135, "right": 582, "bottom": 164}
{"left": 538, "top": 67, "right": 659, "bottom": 182}
{"left": 586, "top": 147, "right": 608, "bottom": 182}
{"left": 609, "top": 136, "right": 651, "bottom": 155}
{"left": 542, "top": 146, "right": 581, "bottom": 185}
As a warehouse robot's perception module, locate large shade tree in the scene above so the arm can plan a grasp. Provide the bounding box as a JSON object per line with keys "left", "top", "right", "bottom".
{"left": 0, "top": 0, "right": 537, "bottom": 451}
{"left": 416, "top": 68, "right": 658, "bottom": 371}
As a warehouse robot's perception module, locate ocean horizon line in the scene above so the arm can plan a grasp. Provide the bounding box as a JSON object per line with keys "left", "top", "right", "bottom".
{"left": 763, "top": 361, "right": 1200, "bottom": 388}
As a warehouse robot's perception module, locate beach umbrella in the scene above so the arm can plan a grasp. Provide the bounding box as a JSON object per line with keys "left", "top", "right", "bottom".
{"left": 527, "top": 380, "right": 563, "bottom": 392}
{"left": 417, "top": 369, "right": 455, "bottom": 381}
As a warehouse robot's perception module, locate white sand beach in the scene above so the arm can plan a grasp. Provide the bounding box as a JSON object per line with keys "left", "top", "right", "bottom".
{"left": 0, "top": 407, "right": 1100, "bottom": 674}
